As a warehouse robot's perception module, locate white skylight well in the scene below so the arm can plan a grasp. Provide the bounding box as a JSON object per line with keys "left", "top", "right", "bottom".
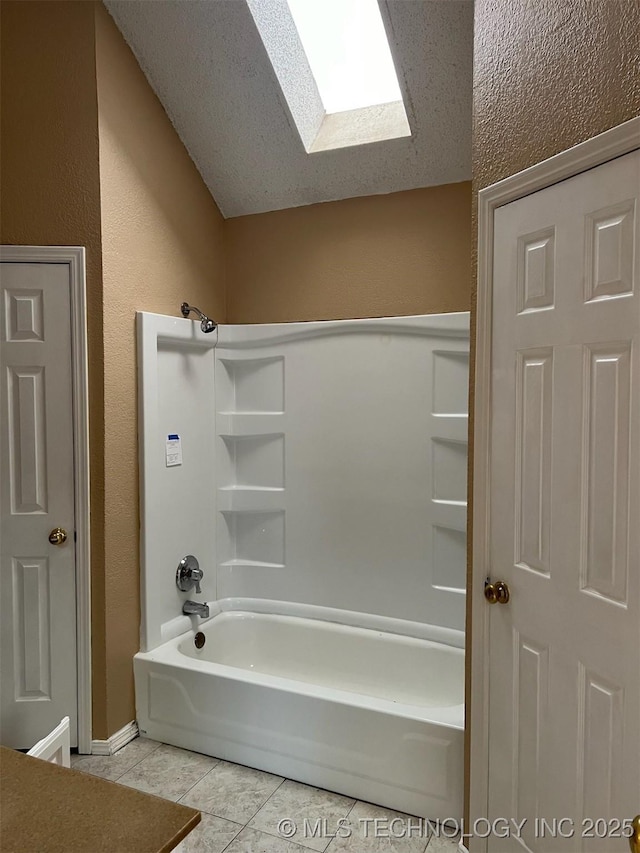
{"left": 248, "top": 0, "right": 411, "bottom": 153}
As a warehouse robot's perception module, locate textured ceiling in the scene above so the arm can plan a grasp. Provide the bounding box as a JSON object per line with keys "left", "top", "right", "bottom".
{"left": 105, "top": 0, "right": 473, "bottom": 218}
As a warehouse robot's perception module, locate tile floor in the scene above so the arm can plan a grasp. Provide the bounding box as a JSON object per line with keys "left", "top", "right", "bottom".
{"left": 71, "top": 738, "right": 460, "bottom": 853}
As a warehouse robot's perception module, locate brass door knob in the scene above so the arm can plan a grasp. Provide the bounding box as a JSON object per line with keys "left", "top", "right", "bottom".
{"left": 484, "top": 579, "right": 510, "bottom": 604}
{"left": 629, "top": 815, "right": 640, "bottom": 853}
{"left": 48, "top": 527, "right": 68, "bottom": 546}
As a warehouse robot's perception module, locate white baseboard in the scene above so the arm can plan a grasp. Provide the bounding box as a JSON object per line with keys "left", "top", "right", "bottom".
{"left": 90, "top": 721, "right": 139, "bottom": 756}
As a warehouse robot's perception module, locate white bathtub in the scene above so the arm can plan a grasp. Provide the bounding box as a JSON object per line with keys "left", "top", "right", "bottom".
{"left": 134, "top": 600, "right": 464, "bottom": 819}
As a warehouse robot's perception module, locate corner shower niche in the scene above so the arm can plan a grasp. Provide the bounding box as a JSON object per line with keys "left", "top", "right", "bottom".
{"left": 217, "top": 357, "right": 286, "bottom": 571}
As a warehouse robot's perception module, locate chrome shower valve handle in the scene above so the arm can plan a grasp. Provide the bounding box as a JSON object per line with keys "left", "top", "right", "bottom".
{"left": 176, "top": 555, "right": 204, "bottom": 594}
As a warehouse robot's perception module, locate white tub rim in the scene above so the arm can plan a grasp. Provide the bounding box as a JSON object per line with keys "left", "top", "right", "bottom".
{"left": 158, "top": 596, "right": 465, "bottom": 648}
{"left": 138, "top": 599, "right": 465, "bottom": 731}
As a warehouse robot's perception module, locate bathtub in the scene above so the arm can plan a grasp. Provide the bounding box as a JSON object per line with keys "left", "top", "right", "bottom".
{"left": 134, "top": 599, "right": 464, "bottom": 820}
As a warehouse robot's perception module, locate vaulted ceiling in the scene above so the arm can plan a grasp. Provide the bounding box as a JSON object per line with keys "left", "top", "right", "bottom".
{"left": 106, "top": 0, "right": 473, "bottom": 218}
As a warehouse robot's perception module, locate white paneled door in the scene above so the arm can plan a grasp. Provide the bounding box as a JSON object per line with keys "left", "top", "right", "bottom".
{"left": 0, "top": 262, "right": 78, "bottom": 748}
{"left": 487, "top": 149, "right": 639, "bottom": 851}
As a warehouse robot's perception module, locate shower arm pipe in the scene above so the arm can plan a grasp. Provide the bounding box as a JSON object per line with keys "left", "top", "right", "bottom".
{"left": 180, "top": 302, "right": 217, "bottom": 333}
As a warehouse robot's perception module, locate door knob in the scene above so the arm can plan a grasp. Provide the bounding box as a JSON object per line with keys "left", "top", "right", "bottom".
{"left": 484, "top": 579, "right": 510, "bottom": 604}
{"left": 48, "top": 527, "right": 68, "bottom": 546}
{"left": 629, "top": 815, "right": 640, "bottom": 853}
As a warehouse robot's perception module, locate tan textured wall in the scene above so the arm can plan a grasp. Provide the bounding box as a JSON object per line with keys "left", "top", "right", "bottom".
{"left": 225, "top": 184, "right": 472, "bottom": 323}
{"left": 95, "top": 4, "right": 226, "bottom": 734}
{"left": 0, "top": 0, "right": 110, "bottom": 737}
{"left": 466, "top": 0, "right": 640, "bottom": 824}
{"left": 1, "top": 0, "right": 226, "bottom": 738}
{"left": 473, "top": 0, "right": 640, "bottom": 193}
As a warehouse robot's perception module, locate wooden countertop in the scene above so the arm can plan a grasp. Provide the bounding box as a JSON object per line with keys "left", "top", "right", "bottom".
{"left": 0, "top": 746, "right": 200, "bottom": 853}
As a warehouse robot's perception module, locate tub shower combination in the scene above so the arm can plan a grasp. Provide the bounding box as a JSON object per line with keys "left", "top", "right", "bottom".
{"left": 136, "top": 310, "right": 470, "bottom": 820}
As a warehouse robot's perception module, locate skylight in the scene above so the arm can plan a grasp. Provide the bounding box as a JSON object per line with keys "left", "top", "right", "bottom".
{"left": 286, "top": 0, "right": 404, "bottom": 115}
{"left": 248, "top": 0, "right": 411, "bottom": 153}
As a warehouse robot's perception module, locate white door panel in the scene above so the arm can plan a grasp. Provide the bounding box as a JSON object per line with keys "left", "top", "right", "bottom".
{"left": 1, "top": 262, "right": 78, "bottom": 748}
{"left": 488, "top": 150, "right": 639, "bottom": 852}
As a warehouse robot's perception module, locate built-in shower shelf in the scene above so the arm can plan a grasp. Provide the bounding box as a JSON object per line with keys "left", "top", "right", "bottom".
{"left": 218, "top": 412, "right": 285, "bottom": 417}
{"left": 220, "top": 509, "right": 285, "bottom": 568}
{"left": 217, "top": 413, "right": 286, "bottom": 437}
{"left": 430, "top": 413, "right": 468, "bottom": 443}
{"left": 218, "top": 356, "right": 284, "bottom": 414}
{"left": 430, "top": 501, "right": 466, "bottom": 533}
{"left": 219, "top": 559, "right": 286, "bottom": 570}
{"left": 218, "top": 488, "right": 285, "bottom": 512}
{"left": 218, "top": 434, "right": 285, "bottom": 491}
{"left": 219, "top": 486, "right": 284, "bottom": 492}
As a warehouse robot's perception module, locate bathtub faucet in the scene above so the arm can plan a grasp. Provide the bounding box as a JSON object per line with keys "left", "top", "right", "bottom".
{"left": 183, "top": 600, "right": 210, "bottom": 619}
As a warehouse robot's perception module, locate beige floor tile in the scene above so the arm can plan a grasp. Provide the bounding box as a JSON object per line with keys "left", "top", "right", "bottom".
{"left": 117, "top": 743, "right": 218, "bottom": 801}
{"left": 325, "top": 801, "right": 430, "bottom": 853}
{"left": 173, "top": 813, "right": 243, "bottom": 853}
{"left": 79, "top": 738, "right": 445, "bottom": 853}
{"left": 425, "top": 829, "right": 460, "bottom": 851}
{"left": 70, "top": 736, "right": 161, "bottom": 781}
{"left": 249, "top": 779, "right": 354, "bottom": 852}
{"left": 180, "top": 760, "right": 284, "bottom": 824}
{"left": 224, "top": 826, "right": 308, "bottom": 853}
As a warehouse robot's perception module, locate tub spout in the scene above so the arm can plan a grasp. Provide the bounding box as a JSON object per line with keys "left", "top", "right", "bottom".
{"left": 183, "top": 600, "right": 210, "bottom": 618}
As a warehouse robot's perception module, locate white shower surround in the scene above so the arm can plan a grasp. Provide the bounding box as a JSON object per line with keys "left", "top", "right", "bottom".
{"left": 136, "top": 311, "right": 469, "bottom": 818}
